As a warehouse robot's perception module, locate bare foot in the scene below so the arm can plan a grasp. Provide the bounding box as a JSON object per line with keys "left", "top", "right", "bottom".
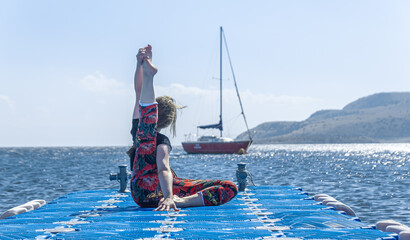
{"left": 173, "top": 195, "right": 186, "bottom": 208}
{"left": 139, "top": 44, "right": 157, "bottom": 76}
{"left": 173, "top": 194, "right": 204, "bottom": 208}
{"left": 145, "top": 44, "right": 152, "bottom": 60}
{"left": 142, "top": 57, "right": 158, "bottom": 76}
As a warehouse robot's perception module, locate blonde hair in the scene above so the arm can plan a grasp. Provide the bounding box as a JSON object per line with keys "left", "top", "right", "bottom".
{"left": 156, "top": 96, "right": 185, "bottom": 137}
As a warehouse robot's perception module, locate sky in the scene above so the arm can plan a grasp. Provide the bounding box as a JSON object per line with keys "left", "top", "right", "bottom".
{"left": 1, "top": 0, "right": 410, "bottom": 147}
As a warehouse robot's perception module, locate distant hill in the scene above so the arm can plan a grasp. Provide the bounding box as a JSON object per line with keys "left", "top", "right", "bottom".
{"left": 236, "top": 92, "right": 410, "bottom": 144}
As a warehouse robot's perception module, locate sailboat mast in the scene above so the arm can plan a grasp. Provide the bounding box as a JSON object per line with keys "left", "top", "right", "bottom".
{"left": 222, "top": 28, "right": 253, "bottom": 141}
{"left": 219, "top": 26, "right": 223, "bottom": 137}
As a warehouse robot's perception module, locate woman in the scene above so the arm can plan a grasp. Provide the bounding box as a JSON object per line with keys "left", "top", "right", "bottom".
{"left": 129, "top": 45, "right": 238, "bottom": 211}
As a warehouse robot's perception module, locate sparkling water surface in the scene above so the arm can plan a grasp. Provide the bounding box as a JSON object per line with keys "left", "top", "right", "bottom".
{"left": 0, "top": 144, "right": 409, "bottom": 225}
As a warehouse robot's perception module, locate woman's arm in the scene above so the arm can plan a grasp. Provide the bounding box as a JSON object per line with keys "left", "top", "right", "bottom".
{"left": 137, "top": 45, "right": 176, "bottom": 210}
{"left": 132, "top": 49, "right": 145, "bottom": 119}
{"left": 154, "top": 144, "right": 179, "bottom": 211}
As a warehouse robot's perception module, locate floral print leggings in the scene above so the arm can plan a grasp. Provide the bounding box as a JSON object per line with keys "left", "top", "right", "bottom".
{"left": 131, "top": 103, "right": 238, "bottom": 208}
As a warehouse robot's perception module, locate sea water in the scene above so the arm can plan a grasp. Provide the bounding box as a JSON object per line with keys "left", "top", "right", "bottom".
{"left": 0, "top": 144, "right": 408, "bottom": 225}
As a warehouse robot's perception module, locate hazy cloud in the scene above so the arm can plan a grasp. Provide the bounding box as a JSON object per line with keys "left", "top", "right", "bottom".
{"left": 155, "top": 83, "right": 322, "bottom": 142}
{"left": 0, "top": 94, "right": 15, "bottom": 111}
{"left": 156, "top": 83, "right": 318, "bottom": 110}
{"left": 80, "top": 72, "right": 127, "bottom": 94}
{"left": 239, "top": 89, "right": 318, "bottom": 105}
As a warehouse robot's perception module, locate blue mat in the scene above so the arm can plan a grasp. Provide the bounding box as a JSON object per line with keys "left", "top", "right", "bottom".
{"left": 0, "top": 186, "right": 398, "bottom": 239}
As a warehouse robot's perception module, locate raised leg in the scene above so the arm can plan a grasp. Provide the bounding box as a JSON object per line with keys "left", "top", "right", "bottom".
{"left": 140, "top": 45, "right": 157, "bottom": 104}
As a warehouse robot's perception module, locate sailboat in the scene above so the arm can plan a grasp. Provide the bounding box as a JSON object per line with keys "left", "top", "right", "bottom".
{"left": 181, "top": 27, "right": 253, "bottom": 154}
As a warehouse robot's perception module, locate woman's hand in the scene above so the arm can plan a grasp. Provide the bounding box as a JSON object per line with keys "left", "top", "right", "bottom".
{"left": 136, "top": 45, "right": 152, "bottom": 65}
{"left": 154, "top": 196, "right": 180, "bottom": 211}
{"left": 136, "top": 48, "right": 147, "bottom": 65}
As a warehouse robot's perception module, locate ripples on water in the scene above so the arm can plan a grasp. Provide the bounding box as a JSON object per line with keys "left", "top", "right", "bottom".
{"left": 0, "top": 144, "right": 409, "bottom": 226}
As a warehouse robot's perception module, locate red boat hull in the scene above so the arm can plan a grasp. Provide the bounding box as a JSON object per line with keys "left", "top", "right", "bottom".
{"left": 181, "top": 140, "right": 252, "bottom": 154}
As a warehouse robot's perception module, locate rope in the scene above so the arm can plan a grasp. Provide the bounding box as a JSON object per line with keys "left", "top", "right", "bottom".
{"left": 221, "top": 28, "right": 253, "bottom": 142}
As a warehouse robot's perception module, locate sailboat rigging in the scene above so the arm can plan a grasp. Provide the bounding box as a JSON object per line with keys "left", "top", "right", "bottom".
{"left": 181, "top": 27, "right": 253, "bottom": 154}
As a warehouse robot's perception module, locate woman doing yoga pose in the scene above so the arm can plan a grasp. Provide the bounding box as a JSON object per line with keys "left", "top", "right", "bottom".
{"left": 129, "top": 45, "right": 238, "bottom": 211}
